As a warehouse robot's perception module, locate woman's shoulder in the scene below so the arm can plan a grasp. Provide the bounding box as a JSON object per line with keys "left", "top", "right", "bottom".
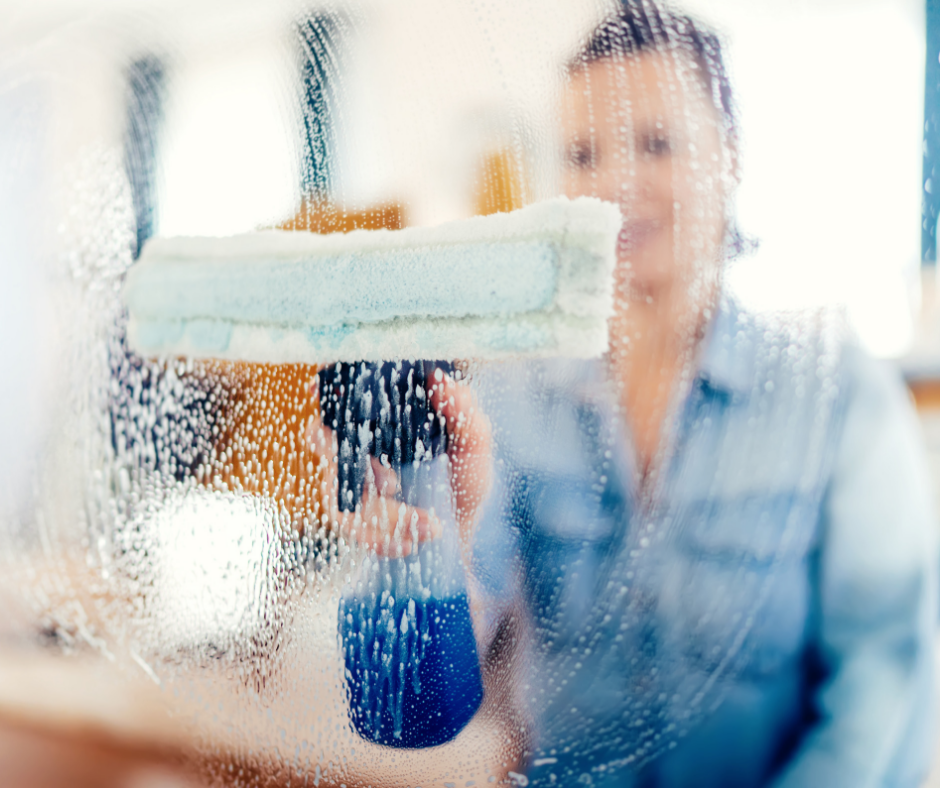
{"left": 722, "top": 302, "right": 919, "bottom": 481}
{"left": 725, "top": 300, "right": 906, "bottom": 409}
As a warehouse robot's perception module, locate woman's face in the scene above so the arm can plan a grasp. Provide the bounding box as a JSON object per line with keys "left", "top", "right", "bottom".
{"left": 561, "top": 50, "right": 733, "bottom": 308}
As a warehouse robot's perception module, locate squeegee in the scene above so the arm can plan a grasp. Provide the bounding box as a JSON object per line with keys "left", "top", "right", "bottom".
{"left": 123, "top": 196, "right": 621, "bottom": 364}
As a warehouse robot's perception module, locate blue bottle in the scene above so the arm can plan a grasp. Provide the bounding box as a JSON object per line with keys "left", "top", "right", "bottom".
{"left": 321, "top": 362, "right": 484, "bottom": 748}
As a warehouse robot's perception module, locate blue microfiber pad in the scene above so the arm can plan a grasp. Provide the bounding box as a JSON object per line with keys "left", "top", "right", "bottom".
{"left": 123, "top": 196, "right": 621, "bottom": 362}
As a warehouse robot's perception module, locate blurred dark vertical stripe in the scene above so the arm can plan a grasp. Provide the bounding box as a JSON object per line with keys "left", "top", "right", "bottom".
{"left": 924, "top": 1, "right": 940, "bottom": 264}
{"left": 124, "top": 56, "right": 165, "bottom": 260}
{"left": 114, "top": 55, "right": 222, "bottom": 484}
{"left": 297, "top": 15, "right": 342, "bottom": 199}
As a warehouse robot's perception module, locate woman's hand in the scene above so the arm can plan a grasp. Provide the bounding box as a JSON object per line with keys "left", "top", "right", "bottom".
{"left": 428, "top": 371, "right": 493, "bottom": 556}
{"left": 305, "top": 369, "right": 492, "bottom": 559}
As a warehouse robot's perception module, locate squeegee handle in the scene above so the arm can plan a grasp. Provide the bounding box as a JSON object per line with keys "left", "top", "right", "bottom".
{"left": 318, "top": 361, "right": 452, "bottom": 512}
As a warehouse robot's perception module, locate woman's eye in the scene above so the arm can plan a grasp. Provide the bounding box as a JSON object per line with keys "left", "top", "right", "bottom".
{"left": 566, "top": 141, "right": 596, "bottom": 170}
{"left": 642, "top": 135, "right": 672, "bottom": 158}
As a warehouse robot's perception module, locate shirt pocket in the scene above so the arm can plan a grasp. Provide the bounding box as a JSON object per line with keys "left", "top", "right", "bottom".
{"left": 523, "top": 475, "right": 618, "bottom": 542}
{"left": 669, "top": 492, "right": 821, "bottom": 677}
{"left": 516, "top": 477, "right": 620, "bottom": 648}
{"left": 680, "top": 491, "right": 820, "bottom": 565}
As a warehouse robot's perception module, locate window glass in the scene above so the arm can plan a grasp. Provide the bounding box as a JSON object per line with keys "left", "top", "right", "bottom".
{"left": 0, "top": 2, "right": 936, "bottom": 787}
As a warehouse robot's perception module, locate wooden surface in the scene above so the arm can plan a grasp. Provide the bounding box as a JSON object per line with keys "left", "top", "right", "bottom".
{"left": 201, "top": 360, "right": 323, "bottom": 538}
{"left": 0, "top": 585, "right": 522, "bottom": 788}
{"left": 0, "top": 651, "right": 204, "bottom": 788}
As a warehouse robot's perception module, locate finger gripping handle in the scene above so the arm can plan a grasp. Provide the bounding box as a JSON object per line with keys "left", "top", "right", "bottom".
{"left": 318, "top": 361, "right": 452, "bottom": 512}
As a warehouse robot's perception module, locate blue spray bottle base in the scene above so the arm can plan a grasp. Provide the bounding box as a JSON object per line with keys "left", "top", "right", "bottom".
{"left": 339, "top": 590, "right": 483, "bottom": 748}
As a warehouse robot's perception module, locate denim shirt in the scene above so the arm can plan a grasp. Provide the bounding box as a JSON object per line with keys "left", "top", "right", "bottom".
{"left": 472, "top": 301, "right": 938, "bottom": 788}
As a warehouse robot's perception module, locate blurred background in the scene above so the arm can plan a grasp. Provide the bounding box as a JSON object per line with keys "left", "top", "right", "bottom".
{"left": 2, "top": 0, "right": 940, "bottom": 784}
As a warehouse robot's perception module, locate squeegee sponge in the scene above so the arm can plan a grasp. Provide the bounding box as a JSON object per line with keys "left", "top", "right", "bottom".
{"left": 124, "top": 196, "right": 621, "bottom": 362}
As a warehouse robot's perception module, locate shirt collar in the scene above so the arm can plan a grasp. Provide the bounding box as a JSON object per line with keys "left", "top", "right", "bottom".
{"left": 540, "top": 297, "right": 756, "bottom": 404}
{"left": 696, "top": 297, "right": 756, "bottom": 399}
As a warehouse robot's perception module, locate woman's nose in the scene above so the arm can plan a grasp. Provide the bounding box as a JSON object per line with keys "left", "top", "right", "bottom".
{"left": 608, "top": 169, "right": 653, "bottom": 213}
{"left": 589, "top": 162, "right": 632, "bottom": 205}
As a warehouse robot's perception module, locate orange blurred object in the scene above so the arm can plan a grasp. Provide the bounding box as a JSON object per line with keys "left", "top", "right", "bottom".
{"left": 473, "top": 147, "right": 528, "bottom": 217}
{"left": 204, "top": 201, "right": 407, "bottom": 537}
{"left": 201, "top": 361, "right": 322, "bottom": 537}
{"left": 275, "top": 199, "right": 406, "bottom": 234}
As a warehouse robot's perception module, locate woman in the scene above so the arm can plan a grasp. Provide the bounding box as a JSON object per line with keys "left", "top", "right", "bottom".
{"left": 311, "top": 3, "right": 938, "bottom": 785}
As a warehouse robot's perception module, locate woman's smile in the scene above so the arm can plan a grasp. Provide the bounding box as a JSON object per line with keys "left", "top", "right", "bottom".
{"left": 618, "top": 219, "right": 664, "bottom": 253}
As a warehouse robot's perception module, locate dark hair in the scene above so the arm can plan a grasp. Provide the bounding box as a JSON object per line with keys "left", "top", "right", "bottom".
{"left": 572, "top": 1, "right": 755, "bottom": 258}
{"left": 573, "top": 1, "right": 738, "bottom": 147}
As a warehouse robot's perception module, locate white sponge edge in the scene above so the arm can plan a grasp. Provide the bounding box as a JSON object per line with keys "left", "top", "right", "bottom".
{"left": 126, "top": 196, "right": 621, "bottom": 362}
{"left": 127, "top": 312, "right": 609, "bottom": 364}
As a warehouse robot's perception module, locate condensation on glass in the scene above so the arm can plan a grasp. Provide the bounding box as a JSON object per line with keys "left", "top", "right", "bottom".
{"left": 0, "top": 2, "right": 934, "bottom": 788}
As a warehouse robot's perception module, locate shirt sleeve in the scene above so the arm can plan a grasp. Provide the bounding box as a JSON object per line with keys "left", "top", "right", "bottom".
{"left": 469, "top": 456, "right": 526, "bottom": 650}
{"left": 772, "top": 349, "right": 939, "bottom": 788}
